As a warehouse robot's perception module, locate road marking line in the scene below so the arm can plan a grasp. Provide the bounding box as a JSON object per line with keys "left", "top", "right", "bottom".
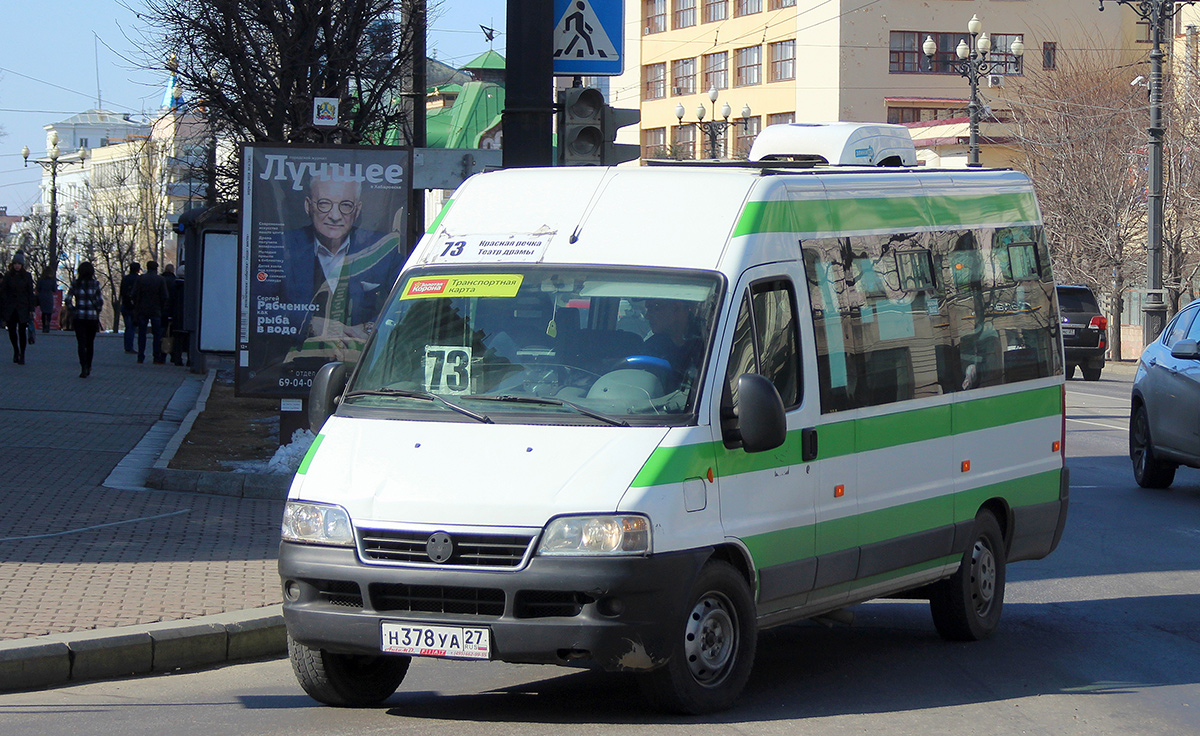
{"left": 0, "top": 509, "right": 191, "bottom": 542}
{"left": 1067, "top": 417, "right": 1127, "bottom": 431}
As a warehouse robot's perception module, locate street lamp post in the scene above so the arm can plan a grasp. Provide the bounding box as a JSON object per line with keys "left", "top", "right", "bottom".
{"left": 675, "top": 87, "right": 752, "bottom": 160}
{"left": 22, "top": 131, "right": 88, "bottom": 283}
{"left": 923, "top": 16, "right": 1024, "bottom": 167}
{"left": 1098, "top": 0, "right": 1197, "bottom": 345}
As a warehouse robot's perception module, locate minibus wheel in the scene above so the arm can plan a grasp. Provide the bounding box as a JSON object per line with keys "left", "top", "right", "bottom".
{"left": 639, "top": 560, "right": 757, "bottom": 714}
{"left": 929, "top": 511, "right": 1006, "bottom": 641}
{"left": 288, "top": 635, "right": 410, "bottom": 707}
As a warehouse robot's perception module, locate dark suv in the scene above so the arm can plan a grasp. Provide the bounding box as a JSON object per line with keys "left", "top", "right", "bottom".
{"left": 1056, "top": 284, "right": 1108, "bottom": 381}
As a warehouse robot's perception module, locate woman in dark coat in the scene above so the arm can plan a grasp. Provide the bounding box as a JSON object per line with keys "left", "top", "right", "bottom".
{"left": 66, "top": 261, "right": 104, "bottom": 378}
{"left": 1, "top": 252, "right": 36, "bottom": 364}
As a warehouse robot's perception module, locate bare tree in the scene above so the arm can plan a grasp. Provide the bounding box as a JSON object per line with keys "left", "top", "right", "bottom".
{"left": 129, "top": 0, "right": 434, "bottom": 197}
{"left": 79, "top": 152, "right": 152, "bottom": 332}
{"left": 1007, "top": 51, "right": 1148, "bottom": 362}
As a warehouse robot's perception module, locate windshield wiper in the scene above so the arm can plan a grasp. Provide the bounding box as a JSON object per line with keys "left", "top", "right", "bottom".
{"left": 464, "top": 395, "right": 630, "bottom": 427}
{"left": 342, "top": 388, "right": 493, "bottom": 424}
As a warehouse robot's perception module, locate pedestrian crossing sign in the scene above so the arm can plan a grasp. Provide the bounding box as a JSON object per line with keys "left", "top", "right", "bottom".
{"left": 553, "top": 0, "right": 624, "bottom": 76}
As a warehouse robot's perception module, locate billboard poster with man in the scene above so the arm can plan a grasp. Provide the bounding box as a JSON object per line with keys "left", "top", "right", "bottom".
{"left": 238, "top": 144, "right": 410, "bottom": 398}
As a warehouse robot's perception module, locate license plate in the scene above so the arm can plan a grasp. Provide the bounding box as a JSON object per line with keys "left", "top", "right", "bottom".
{"left": 381, "top": 622, "right": 491, "bottom": 660}
{"left": 1061, "top": 327, "right": 1077, "bottom": 337}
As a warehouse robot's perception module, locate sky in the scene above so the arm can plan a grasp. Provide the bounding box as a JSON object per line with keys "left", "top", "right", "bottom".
{"left": 0, "top": 0, "right": 507, "bottom": 215}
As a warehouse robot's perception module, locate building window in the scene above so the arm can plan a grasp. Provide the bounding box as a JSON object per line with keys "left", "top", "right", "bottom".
{"left": 892, "top": 30, "right": 1022, "bottom": 75}
{"left": 644, "top": 63, "right": 667, "bottom": 100}
{"left": 78, "top": 138, "right": 88, "bottom": 148}
{"left": 767, "top": 112, "right": 795, "bottom": 126}
{"left": 672, "top": 58, "right": 697, "bottom": 96}
{"left": 886, "top": 105, "right": 962, "bottom": 124}
{"left": 703, "top": 0, "right": 727, "bottom": 24}
{"left": 769, "top": 40, "right": 796, "bottom": 82}
{"left": 735, "top": 0, "right": 762, "bottom": 17}
{"left": 1137, "top": 20, "right": 1152, "bottom": 43}
{"left": 673, "top": 0, "right": 697, "bottom": 29}
{"left": 643, "top": 127, "right": 667, "bottom": 159}
{"left": 735, "top": 115, "right": 761, "bottom": 158}
{"left": 672, "top": 124, "right": 697, "bottom": 159}
{"left": 770, "top": 0, "right": 795, "bottom": 8}
{"left": 1042, "top": 41, "right": 1057, "bottom": 71}
{"left": 703, "top": 51, "right": 729, "bottom": 91}
{"left": 735, "top": 46, "right": 762, "bottom": 87}
{"left": 645, "top": 0, "right": 667, "bottom": 34}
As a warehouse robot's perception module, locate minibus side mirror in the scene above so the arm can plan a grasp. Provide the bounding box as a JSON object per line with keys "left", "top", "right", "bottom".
{"left": 309, "top": 361, "right": 348, "bottom": 433}
{"left": 736, "top": 373, "right": 787, "bottom": 453}
{"left": 1170, "top": 339, "right": 1200, "bottom": 360}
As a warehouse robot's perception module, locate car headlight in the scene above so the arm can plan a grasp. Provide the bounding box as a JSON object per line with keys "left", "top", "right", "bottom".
{"left": 537, "top": 515, "right": 651, "bottom": 556}
{"left": 281, "top": 502, "right": 355, "bottom": 547}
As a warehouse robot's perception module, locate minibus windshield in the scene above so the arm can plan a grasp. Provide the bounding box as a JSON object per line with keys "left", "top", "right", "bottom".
{"left": 345, "top": 267, "right": 722, "bottom": 422}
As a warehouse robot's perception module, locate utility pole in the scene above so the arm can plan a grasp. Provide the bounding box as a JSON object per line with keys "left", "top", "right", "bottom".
{"left": 1099, "top": 0, "right": 1198, "bottom": 344}
{"left": 503, "top": 0, "right": 554, "bottom": 168}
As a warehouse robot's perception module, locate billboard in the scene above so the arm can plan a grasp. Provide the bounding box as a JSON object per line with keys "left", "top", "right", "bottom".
{"left": 238, "top": 144, "right": 410, "bottom": 398}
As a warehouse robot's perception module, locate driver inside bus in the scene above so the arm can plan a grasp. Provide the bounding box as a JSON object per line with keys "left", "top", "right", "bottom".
{"left": 641, "top": 298, "right": 704, "bottom": 377}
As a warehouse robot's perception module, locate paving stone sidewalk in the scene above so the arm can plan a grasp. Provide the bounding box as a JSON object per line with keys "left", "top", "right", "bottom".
{"left": 0, "top": 331, "right": 285, "bottom": 686}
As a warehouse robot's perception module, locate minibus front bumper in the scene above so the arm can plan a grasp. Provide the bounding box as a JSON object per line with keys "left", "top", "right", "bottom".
{"left": 279, "top": 541, "right": 709, "bottom": 671}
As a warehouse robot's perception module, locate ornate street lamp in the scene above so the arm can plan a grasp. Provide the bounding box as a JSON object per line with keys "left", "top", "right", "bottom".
{"left": 923, "top": 15, "right": 1024, "bottom": 168}
{"left": 674, "top": 87, "right": 752, "bottom": 160}
{"left": 22, "top": 131, "right": 88, "bottom": 283}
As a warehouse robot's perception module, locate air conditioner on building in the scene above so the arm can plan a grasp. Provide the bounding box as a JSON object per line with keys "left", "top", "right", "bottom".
{"left": 987, "top": 74, "right": 1005, "bottom": 88}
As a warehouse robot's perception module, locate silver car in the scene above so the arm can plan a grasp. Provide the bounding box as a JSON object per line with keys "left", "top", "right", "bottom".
{"left": 1130, "top": 299, "right": 1200, "bottom": 488}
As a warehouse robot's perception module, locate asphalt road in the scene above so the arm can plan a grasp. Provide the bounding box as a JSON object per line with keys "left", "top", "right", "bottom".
{"left": 2, "top": 368, "right": 1198, "bottom": 735}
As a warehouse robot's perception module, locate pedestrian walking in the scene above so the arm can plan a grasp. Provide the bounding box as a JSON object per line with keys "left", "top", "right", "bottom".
{"left": 132, "top": 260, "right": 170, "bottom": 364}
{"left": 66, "top": 261, "right": 103, "bottom": 378}
{"left": 119, "top": 261, "right": 141, "bottom": 353}
{"left": 36, "top": 271, "right": 57, "bottom": 335}
{"left": 1, "top": 252, "right": 36, "bottom": 364}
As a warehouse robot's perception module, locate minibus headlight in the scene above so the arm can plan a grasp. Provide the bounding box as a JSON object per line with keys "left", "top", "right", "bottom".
{"left": 282, "top": 502, "right": 355, "bottom": 547}
{"left": 538, "top": 515, "right": 651, "bottom": 556}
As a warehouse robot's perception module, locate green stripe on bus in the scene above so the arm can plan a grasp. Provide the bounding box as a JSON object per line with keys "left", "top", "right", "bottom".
{"left": 425, "top": 198, "right": 455, "bottom": 234}
{"left": 630, "top": 385, "right": 1060, "bottom": 487}
{"left": 733, "top": 192, "right": 1040, "bottom": 238}
{"left": 741, "top": 468, "right": 1061, "bottom": 568}
{"left": 296, "top": 434, "right": 325, "bottom": 476}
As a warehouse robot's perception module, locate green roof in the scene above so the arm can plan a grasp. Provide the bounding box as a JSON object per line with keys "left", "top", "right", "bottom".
{"left": 463, "top": 50, "right": 505, "bottom": 71}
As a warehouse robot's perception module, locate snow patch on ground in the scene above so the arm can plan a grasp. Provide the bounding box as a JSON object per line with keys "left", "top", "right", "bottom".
{"left": 219, "top": 429, "right": 315, "bottom": 475}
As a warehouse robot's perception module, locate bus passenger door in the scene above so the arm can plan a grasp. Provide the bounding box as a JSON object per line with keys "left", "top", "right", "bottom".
{"left": 713, "top": 268, "right": 819, "bottom": 613}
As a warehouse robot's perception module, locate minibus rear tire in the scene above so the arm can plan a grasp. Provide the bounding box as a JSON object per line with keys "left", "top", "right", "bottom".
{"left": 929, "top": 511, "right": 1006, "bottom": 641}
{"left": 638, "top": 560, "right": 757, "bottom": 714}
{"left": 288, "top": 635, "right": 410, "bottom": 707}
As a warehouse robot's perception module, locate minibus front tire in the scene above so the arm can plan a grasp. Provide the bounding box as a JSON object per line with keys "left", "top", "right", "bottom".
{"left": 929, "top": 511, "right": 1006, "bottom": 641}
{"left": 638, "top": 560, "right": 757, "bottom": 714}
{"left": 288, "top": 634, "right": 411, "bottom": 707}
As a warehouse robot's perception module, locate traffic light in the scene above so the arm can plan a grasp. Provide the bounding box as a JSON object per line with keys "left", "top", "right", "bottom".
{"left": 558, "top": 87, "right": 605, "bottom": 166}
{"left": 602, "top": 105, "right": 641, "bottom": 165}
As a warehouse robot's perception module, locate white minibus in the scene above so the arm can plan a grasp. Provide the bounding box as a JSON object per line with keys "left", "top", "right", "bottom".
{"left": 279, "top": 131, "right": 1068, "bottom": 713}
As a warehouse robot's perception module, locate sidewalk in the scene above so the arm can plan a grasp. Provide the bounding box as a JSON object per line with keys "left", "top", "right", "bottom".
{"left": 0, "top": 331, "right": 286, "bottom": 691}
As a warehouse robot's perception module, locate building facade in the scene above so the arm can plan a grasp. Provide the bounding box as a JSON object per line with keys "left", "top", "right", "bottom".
{"left": 614, "top": 1, "right": 1143, "bottom": 165}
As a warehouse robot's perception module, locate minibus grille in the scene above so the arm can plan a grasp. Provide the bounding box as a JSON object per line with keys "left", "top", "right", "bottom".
{"left": 359, "top": 528, "right": 535, "bottom": 568}
{"left": 369, "top": 583, "right": 505, "bottom": 616}
{"left": 310, "top": 579, "right": 364, "bottom": 608}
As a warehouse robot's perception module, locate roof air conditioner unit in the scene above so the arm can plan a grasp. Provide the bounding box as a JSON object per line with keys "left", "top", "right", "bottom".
{"left": 987, "top": 74, "right": 1005, "bottom": 88}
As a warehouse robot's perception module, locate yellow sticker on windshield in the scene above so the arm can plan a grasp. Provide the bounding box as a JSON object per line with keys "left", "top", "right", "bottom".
{"left": 401, "top": 274, "right": 524, "bottom": 299}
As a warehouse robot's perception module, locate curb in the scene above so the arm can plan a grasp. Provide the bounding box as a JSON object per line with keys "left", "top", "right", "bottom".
{"left": 140, "top": 368, "right": 293, "bottom": 500}
{"left": 0, "top": 606, "right": 286, "bottom": 693}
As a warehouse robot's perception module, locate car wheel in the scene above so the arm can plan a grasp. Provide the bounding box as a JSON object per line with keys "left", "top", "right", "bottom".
{"left": 1130, "top": 404, "right": 1176, "bottom": 489}
{"left": 1082, "top": 365, "right": 1102, "bottom": 381}
{"left": 288, "top": 635, "right": 410, "bottom": 707}
{"left": 638, "top": 560, "right": 757, "bottom": 714}
{"left": 929, "top": 511, "right": 1006, "bottom": 641}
